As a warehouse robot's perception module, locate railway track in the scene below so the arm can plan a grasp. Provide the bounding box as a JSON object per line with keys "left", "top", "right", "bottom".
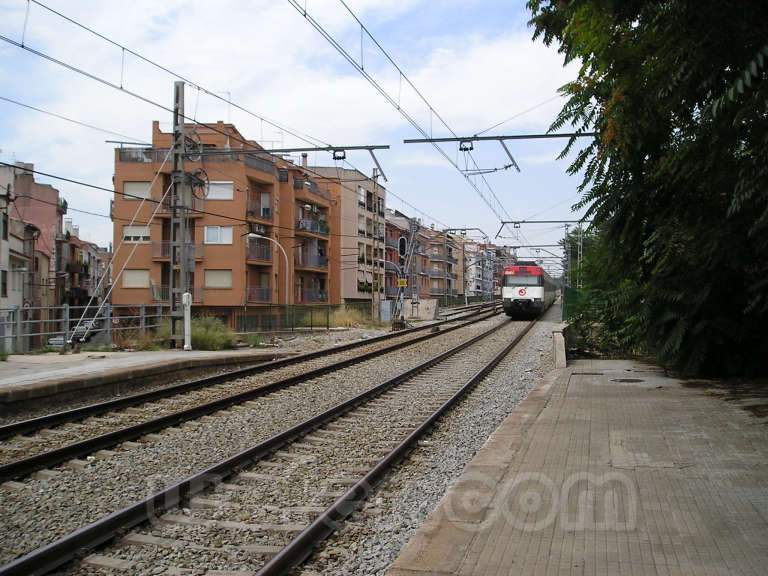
{"left": 0, "top": 315, "right": 534, "bottom": 576}
{"left": 0, "top": 306, "right": 500, "bottom": 482}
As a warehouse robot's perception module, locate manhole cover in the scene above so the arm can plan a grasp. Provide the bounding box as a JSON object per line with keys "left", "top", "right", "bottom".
{"left": 611, "top": 378, "right": 644, "bottom": 383}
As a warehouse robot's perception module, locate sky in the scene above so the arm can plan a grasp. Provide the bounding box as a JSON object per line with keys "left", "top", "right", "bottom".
{"left": 0, "top": 0, "right": 587, "bottom": 275}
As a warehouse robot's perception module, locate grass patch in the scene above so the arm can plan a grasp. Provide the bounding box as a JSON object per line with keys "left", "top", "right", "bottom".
{"left": 331, "top": 307, "right": 366, "bottom": 327}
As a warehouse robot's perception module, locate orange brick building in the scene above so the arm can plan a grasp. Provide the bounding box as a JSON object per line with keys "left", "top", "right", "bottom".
{"left": 111, "top": 121, "right": 340, "bottom": 326}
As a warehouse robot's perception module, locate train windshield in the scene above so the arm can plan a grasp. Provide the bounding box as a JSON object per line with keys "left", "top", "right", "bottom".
{"left": 503, "top": 274, "right": 541, "bottom": 287}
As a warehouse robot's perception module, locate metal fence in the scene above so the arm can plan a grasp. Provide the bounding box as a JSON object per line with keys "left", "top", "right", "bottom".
{"left": 0, "top": 301, "right": 382, "bottom": 354}
{"left": 0, "top": 304, "right": 168, "bottom": 354}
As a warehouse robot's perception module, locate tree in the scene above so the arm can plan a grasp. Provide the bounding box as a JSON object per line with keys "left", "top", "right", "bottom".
{"left": 528, "top": 0, "right": 768, "bottom": 375}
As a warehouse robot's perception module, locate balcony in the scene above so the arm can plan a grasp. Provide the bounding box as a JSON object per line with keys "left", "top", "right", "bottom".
{"left": 385, "top": 285, "right": 400, "bottom": 297}
{"left": 430, "top": 254, "right": 458, "bottom": 265}
{"left": 296, "top": 218, "right": 329, "bottom": 236}
{"left": 295, "top": 253, "right": 328, "bottom": 269}
{"left": 295, "top": 179, "right": 330, "bottom": 201}
{"left": 152, "top": 194, "right": 204, "bottom": 216}
{"left": 243, "top": 153, "right": 275, "bottom": 175}
{"left": 151, "top": 241, "right": 204, "bottom": 260}
{"left": 247, "top": 285, "right": 271, "bottom": 302}
{"left": 246, "top": 240, "right": 272, "bottom": 263}
{"left": 429, "top": 288, "right": 457, "bottom": 296}
{"left": 119, "top": 147, "right": 170, "bottom": 163}
{"left": 151, "top": 284, "right": 203, "bottom": 302}
{"left": 247, "top": 197, "right": 272, "bottom": 221}
{"left": 296, "top": 289, "right": 328, "bottom": 303}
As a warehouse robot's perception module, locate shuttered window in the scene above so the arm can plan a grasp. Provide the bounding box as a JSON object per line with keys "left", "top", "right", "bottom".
{"left": 123, "top": 181, "right": 152, "bottom": 200}
{"left": 122, "top": 225, "right": 150, "bottom": 242}
{"left": 207, "top": 181, "right": 233, "bottom": 200}
{"left": 205, "top": 269, "right": 232, "bottom": 288}
{"left": 122, "top": 270, "right": 150, "bottom": 288}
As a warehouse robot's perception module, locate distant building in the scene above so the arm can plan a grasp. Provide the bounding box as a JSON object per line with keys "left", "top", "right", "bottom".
{"left": 311, "top": 166, "right": 386, "bottom": 304}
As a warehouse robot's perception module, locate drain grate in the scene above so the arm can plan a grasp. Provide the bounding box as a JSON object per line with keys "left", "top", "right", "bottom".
{"left": 611, "top": 378, "right": 644, "bottom": 383}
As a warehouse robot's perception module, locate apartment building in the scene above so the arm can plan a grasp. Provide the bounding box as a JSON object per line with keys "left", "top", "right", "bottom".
{"left": 111, "top": 121, "right": 339, "bottom": 326}
{"left": 311, "top": 166, "right": 385, "bottom": 303}
{"left": 383, "top": 209, "right": 430, "bottom": 301}
{"left": 426, "top": 229, "right": 460, "bottom": 299}
{"left": 463, "top": 239, "right": 493, "bottom": 298}
{"left": 2, "top": 162, "right": 69, "bottom": 306}
{"left": 60, "top": 220, "right": 111, "bottom": 306}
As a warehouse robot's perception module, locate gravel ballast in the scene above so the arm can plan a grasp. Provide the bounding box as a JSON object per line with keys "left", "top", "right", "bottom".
{"left": 296, "top": 306, "right": 560, "bottom": 575}
{"left": 0, "top": 315, "right": 506, "bottom": 565}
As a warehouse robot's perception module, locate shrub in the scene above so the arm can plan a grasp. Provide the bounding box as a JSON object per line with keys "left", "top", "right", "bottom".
{"left": 190, "top": 316, "right": 237, "bottom": 350}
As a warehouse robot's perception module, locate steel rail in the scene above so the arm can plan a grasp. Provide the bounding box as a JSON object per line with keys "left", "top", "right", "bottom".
{"left": 0, "top": 312, "right": 513, "bottom": 576}
{"left": 258, "top": 317, "right": 537, "bottom": 575}
{"left": 0, "top": 306, "right": 501, "bottom": 482}
{"left": 0, "top": 304, "right": 498, "bottom": 440}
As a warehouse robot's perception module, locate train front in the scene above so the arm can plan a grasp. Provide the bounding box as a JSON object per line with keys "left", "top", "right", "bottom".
{"left": 501, "top": 265, "right": 546, "bottom": 317}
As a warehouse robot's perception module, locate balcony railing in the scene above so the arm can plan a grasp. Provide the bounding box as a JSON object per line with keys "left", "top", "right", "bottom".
{"left": 151, "top": 241, "right": 204, "bottom": 260}
{"left": 246, "top": 240, "right": 272, "bottom": 262}
{"left": 247, "top": 285, "right": 271, "bottom": 302}
{"left": 295, "top": 253, "right": 328, "bottom": 269}
{"left": 247, "top": 197, "right": 272, "bottom": 221}
{"left": 152, "top": 194, "right": 203, "bottom": 214}
{"left": 296, "top": 289, "right": 328, "bottom": 303}
{"left": 296, "top": 218, "right": 329, "bottom": 236}
{"left": 119, "top": 148, "right": 170, "bottom": 163}
{"left": 243, "top": 153, "right": 275, "bottom": 175}
{"left": 385, "top": 237, "right": 399, "bottom": 249}
{"left": 151, "top": 284, "right": 203, "bottom": 302}
{"left": 296, "top": 179, "right": 330, "bottom": 200}
{"left": 429, "top": 254, "right": 458, "bottom": 264}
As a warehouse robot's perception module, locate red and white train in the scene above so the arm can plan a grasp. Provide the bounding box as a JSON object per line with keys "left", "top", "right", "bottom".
{"left": 501, "top": 263, "right": 556, "bottom": 318}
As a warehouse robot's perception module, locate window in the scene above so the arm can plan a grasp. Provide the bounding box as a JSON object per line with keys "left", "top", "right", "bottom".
{"left": 1, "top": 270, "right": 6, "bottom": 297}
{"left": 122, "top": 269, "right": 150, "bottom": 288}
{"left": 358, "top": 187, "right": 366, "bottom": 207}
{"left": 207, "top": 181, "right": 233, "bottom": 200}
{"left": 122, "top": 225, "right": 150, "bottom": 242}
{"left": 123, "top": 181, "right": 152, "bottom": 200}
{"left": 1, "top": 213, "right": 7, "bottom": 240}
{"left": 205, "top": 269, "right": 232, "bottom": 289}
{"left": 204, "top": 226, "right": 233, "bottom": 244}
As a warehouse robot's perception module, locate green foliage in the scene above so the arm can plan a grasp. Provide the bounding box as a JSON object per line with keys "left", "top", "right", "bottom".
{"left": 189, "top": 316, "right": 237, "bottom": 350}
{"left": 530, "top": 0, "right": 768, "bottom": 375}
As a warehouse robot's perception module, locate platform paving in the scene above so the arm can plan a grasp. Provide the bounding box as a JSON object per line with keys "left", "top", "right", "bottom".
{"left": 387, "top": 359, "right": 768, "bottom": 576}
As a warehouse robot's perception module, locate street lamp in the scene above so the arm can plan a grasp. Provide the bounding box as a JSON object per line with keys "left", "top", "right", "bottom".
{"left": 247, "top": 233, "right": 290, "bottom": 305}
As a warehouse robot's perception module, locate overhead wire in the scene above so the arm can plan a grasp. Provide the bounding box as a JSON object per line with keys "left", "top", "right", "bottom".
{"left": 2, "top": 6, "right": 451, "bottom": 234}
{"left": 287, "top": 0, "right": 512, "bottom": 226}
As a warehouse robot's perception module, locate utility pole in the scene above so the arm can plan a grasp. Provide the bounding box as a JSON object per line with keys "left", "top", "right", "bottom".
{"left": 371, "top": 168, "right": 380, "bottom": 322}
{"left": 169, "top": 81, "right": 204, "bottom": 348}
{"left": 169, "top": 81, "right": 188, "bottom": 348}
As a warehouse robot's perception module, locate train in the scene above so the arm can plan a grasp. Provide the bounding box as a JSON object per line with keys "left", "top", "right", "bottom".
{"left": 501, "top": 263, "right": 556, "bottom": 318}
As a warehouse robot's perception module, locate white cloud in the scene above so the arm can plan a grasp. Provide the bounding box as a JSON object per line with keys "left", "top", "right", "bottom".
{"left": 0, "top": 0, "right": 583, "bottom": 251}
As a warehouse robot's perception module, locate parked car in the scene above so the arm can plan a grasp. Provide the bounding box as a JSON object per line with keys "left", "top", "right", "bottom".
{"left": 70, "top": 319, "right": 101, "bottom": 343}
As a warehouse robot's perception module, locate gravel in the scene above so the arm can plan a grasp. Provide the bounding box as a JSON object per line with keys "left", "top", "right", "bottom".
{"left": 296, "top": 306, "right": 559, "bottom": 576}
{"left": 0, "top": 315, "right": 505, "bottom": 565}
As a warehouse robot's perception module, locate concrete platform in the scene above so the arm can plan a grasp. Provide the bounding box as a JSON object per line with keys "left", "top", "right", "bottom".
{"left": 0, "top": 348, "right": 291, "bottom": 406}
{"left": 387, "top": 360, "right": 768, "bottom": 576}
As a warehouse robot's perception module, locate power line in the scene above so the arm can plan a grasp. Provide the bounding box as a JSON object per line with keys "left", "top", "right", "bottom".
{"left": 0, "top": 161, "right": 401, "bottom": 242}
{"left": 287, "top": 0, "right": 512, "bottom": 225}
{"left": 29, "top": 0, "right": 329, "bottom": 149}
{"left": 0, "top": 94, "right": 149, "bottom": 144}
{"left": 1, "top": 22, "right": 448, "bottom": 231}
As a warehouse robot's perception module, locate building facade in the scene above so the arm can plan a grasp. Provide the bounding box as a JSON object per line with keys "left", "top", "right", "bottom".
{"left": 311, "top": 166, "right": 385, "bottom": 304}
{"left": 111, "top": 121, "right": 340, "bottom": 327}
